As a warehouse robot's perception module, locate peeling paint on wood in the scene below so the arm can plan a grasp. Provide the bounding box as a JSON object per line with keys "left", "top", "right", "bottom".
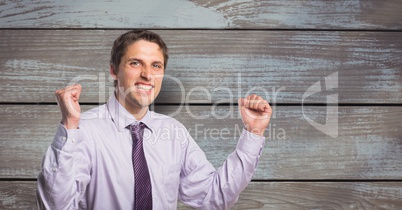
{"left": 0, "top": 30, "right": 401, "bottom": 103}
{"left": 1, "top": 181, "right": 401, "bottom": 209}
{"left": 0, "top": 0, "right": 401, "bottom": 29}
{"left": 0, "top": 105, "right": 401, "bottom": 179}
{"left": 0, "top": 0, "right": 228, "bottom": 28}
{"left": 1, "top": 0, "right": 401, "bottom": 206}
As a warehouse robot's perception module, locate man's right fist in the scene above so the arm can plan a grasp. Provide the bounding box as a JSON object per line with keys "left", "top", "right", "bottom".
{"left": 55, "top": 84, "right": 82, "bottom": 130}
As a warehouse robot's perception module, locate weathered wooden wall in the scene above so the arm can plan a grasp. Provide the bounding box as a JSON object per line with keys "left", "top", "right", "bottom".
{"left": 1, "top": 0, "right": 401, "bottom": 209}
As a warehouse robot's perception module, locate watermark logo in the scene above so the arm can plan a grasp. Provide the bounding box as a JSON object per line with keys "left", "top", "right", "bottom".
{"left": 63, "top": 72, "right": 288, "bottom": 141}
{"left": 302, "top": 72, "right": 338, "bottom": 138}
{"left": 61, "top": 71, "right": 339, "bottom": 140}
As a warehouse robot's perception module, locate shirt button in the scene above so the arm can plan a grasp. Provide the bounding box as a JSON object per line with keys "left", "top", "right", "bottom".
{"left": 60, "top": 136, "right": 67, "bottom": 141}
{"left": 52, "top": 167, "right": 57, "bottom": 172}
{"left": 71, "top": 138, "right": 76, "bottom": 143}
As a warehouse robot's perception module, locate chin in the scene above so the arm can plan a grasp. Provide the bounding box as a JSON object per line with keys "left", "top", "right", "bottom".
{"left": 136, "top": 97, "right": 155, "bottom": 107}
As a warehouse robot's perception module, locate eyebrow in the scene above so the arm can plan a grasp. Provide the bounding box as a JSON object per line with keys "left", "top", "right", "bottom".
{"left": 126, "top": 57, "right": 142, "bottom": 63}
{"left": 126, "top": 57, "right": 163, "bottom": 65}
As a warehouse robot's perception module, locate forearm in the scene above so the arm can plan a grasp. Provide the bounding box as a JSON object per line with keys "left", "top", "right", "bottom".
{"left": 37, "top": 147, "right": 77, "bottom": 209}
{"left": 180, "top": 129, "right": 265, "bottom": 209}
{"left": 37, "top": 124, "right": 90, "bottom": 210}
{"left": 206, "top": 129, "right": 264, "bottom": 209}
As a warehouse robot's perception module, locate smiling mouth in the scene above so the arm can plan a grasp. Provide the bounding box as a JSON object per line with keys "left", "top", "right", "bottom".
{"left": 135, "top": 83, "right": 153, "bottom": 91}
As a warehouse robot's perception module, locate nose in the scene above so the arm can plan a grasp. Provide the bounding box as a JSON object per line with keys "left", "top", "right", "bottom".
{"left": 140, "top": 66, "right": 152, "bottom": 81}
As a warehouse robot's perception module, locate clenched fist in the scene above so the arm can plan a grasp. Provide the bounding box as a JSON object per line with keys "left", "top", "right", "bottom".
{"left": 55, "top": 84, "right": 82, "bottom": 130}
{"left": 239, "top": 94, "right": 272, "bottom": 136}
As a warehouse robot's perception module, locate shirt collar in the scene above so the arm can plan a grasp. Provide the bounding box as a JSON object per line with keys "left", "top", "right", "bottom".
{"left": 106, "top": 93, "right": 154, "bottom": 132}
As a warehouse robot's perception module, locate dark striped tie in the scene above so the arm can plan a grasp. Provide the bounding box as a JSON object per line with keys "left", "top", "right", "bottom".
{"left": 129, "top": 122, "right": 153, "bottom": 210}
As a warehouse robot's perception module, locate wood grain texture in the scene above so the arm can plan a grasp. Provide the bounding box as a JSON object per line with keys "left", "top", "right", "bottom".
{"left": 1, "top": 0, "right": 401, "bottom": 208}
{"left": 0, "top": 182, "right": 36, "bottom": 210}
{"left": 1, "top": 30, "right": 401, "bottom": 104}
{"left": 0, "top": 0, "right": 401, "bottom": 29}
{"left": 1, "top": 105, "right": 401, "bottom": 179}
{"left": 1, "top": 181, "right": 401, "bottom": 209}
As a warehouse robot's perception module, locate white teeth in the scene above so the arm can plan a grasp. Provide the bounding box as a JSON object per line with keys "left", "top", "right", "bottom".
{"left": 135, "top": 84, "right": 153, "bottom": 91}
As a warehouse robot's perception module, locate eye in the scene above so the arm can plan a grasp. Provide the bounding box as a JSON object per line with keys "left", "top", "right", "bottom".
{"left": 130, "top": 61, "right": 141, "bottom": 67}
{"left": 153, "top": 63, "right": 163, "bottom": 69}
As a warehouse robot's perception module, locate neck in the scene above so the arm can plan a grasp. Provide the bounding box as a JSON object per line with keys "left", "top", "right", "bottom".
{"left": 114, "top": 92, "right": 148, "bottom": 120}
{"left": 126, "top": 104, "right": 148, "bottom": 120}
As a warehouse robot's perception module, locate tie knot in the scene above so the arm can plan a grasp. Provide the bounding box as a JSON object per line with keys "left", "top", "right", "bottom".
{"left": 129, "top": 122, "right": 145, "bottom": 130}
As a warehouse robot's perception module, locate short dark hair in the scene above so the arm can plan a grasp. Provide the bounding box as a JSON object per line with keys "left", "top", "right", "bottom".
{"left": 110, "top": 30, "right": 169, "bottom": 86}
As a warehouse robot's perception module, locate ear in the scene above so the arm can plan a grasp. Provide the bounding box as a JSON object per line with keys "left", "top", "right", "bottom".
{"left": 110, "top": 65, "right": 117, "bottom": 80}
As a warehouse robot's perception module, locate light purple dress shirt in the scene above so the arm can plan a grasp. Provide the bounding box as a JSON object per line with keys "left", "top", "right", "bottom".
{"left": 37, "top": 95, "right": 265, "bottom": 210}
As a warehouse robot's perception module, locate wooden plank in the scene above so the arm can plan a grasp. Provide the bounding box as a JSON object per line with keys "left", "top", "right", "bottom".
{"left": 225, "top": 182, "right": 402, "bottom": 210}
{"left": 1, "top": 30, "right": 401, "bottom": 104}
{"left": 1, "top": 181, "right": 401, "bottom": 209}
{"left": 0, "top": 105, "right": 401, "bottom": 179}
{"left": 0, "top": 181, "right": 36, "bottom": 210}
{"left": 0, "top": 0, "right": 401, "bottom": 29}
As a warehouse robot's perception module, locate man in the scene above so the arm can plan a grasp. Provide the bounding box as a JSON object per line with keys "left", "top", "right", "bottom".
{"left": 37, "top": 30, "right": 272, "bottom": 210}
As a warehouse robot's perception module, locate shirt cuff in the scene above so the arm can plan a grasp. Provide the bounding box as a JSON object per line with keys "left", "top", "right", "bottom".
{"left": 51, "top": 123, "right": 82, "bottom": 153}
{"left": 236, "top": 128, "right": 265, "bottom": 157}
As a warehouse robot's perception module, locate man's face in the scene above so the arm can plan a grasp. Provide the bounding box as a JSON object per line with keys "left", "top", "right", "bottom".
{"left": 111, "top": 40, "right": 165, "bottom": 112}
